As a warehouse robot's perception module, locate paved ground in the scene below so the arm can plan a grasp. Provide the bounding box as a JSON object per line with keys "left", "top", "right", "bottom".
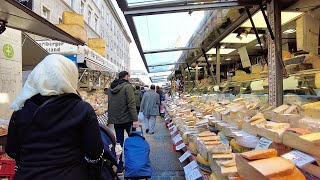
{"left": 120, "top": 117, "right": 187, "bottom": 180}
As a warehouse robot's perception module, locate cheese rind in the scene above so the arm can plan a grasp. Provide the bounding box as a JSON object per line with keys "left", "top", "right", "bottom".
{"left": 240, "top": 149, "right": 277, "bottom": 160}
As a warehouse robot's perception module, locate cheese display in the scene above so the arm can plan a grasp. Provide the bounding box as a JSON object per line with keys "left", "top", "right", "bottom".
{"left": 56, "top": 24, "right": 87, "bottom": 43}
{"left": 91, "top": 47, "right": 106, "bottom": 57}
{"left": 303, "top": 102, "right": 320, "bottom": 118}
{"left": 88, "top": 38, "right": 106, "bottom": 48}
{"left": 197, "top": 153, "right": 212, "bottom": 173}
{"left": 62, "top": 11, "right": 85, "bottom": 28}
{"left": 240, "top": 149, "right": 277, "bottom": 160}
{"left": 315, "top": 73, "right": 320, "bottom": 89}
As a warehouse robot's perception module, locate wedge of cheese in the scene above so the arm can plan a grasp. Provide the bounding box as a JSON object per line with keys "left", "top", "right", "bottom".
{"left": 303, "top": 102, "right": 320, "bottom": 118}
{"left": 250, "top": 118, "right": 267, "bottom": 126}
{"left": 272, "top": 104, "right": 290, "bottom": 114}
{"left": 250, "top": 113, "right": 265, "bottom": 122}
{"left": 203, "top": 140, "right": 222, "bottom": 146}
{"left": 220, "top": 159, "right": 236, "bottom": 167}
{"left": 56, "top": 24, "right": 87, "bottom": 43}
{"left": 286, "top": 128, "right": 312, "bottom": 135}
{"left": 198, "top": 136, "right": 220, "bottom": 141}
{"left": 283, "top": 105, "right": 298, "bottom": 114}
{"left": 199, "top": 131, "right": 216, "bottom": 137}
{"left": 62, "top": 11, "right": 85, "bottom": 28}
{"left": 221, "top": 166, "right": 239, "bottom": 177}
{"left": 240, "top": 149, "right": 277, "bottom": 160}
{"left": 212, "top": 153, "right": 233, "bottom": 160}
{"left": 265, "top": 123, "right": 290, "bottom": 130}
{"left": 249, "top": 157, "right": 295, "bottom": 178}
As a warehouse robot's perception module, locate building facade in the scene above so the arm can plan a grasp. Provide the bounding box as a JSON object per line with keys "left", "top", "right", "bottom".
{"left": 23, "top": 0, "right": 131, "bottom": 71}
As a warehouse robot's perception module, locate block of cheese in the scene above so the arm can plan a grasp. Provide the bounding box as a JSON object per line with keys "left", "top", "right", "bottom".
{"left": 286, "top": 128, "right": 312, "bottom": 135}
{"left": 199, "top": 136, "right": 220, "bottom": 142}
{"left": 250, "top": 113, "right": 265, "bottom": 122}
{"left": 299, "top": 132, "right": 320, "bottom": 146}
{"left": 272, "top": 104, "right": 290, "bottom": 114}
{"left": 283, "top": 131, "right": 320, "bottom": 157}
{"left": 56, "top": 24, "right": 87, "bottom": 43}
{"left": 199, "top": 131, "right": 216, "bottom": 137}
{"left": 235, "top": 70, "right": 247, "bottom": 76}
{"left": 251, "top": 65, "right": 263, "bottom": 74}
{"left": 203, "top": 140, "right": 222, "bottom": 146}
{"left": 196, "top": 153, "right": 212, "bottom": 173}
{"left": 212, "top": 153, "right": 233, "bottom": 161}
{"left": 240, "top": 149, "right": 277, "bottom": 160}
{"left": 210, "top": 144, "right": 232, "bottom": 154}
{"left": 315, "top": 73, "right": 320, "bottom": 88}
{"left": 305, "top": 55, "right": 320, "bottom": 69}
{"left": 220, "top": 159, "right": 236, "bottom": 167}
{"left": 265, "top": 123, "right": 290, "bottom": 130}
{"left": 282, "top": 51, "right": 292, "bottom": 61}
{"left": 283, "top": 105, "right": 298, "bottom": 114}
{"left": 91, "top": 47, "right": 106, "bottom": 57}
{"left": 88, "top": 38, "right": 106, "bottom": 48}
{"left": 62, "top": 11, "right": 85, "bottom": 28}
{"left": 221, "top": 166, "right": 239, "bottom": 177}
{"left": 250, "top": 118, "right": 267, "bottom": 126}
{"left": 303, "top": 102, "right": 320, "bottom": 118}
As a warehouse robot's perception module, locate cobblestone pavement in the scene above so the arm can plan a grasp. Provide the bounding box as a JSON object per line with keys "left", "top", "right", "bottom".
{"left": 120, "top": 117, "right": 187, "bottom": 180}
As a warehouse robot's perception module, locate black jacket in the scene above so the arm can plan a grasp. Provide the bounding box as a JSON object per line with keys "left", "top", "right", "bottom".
{"left": 108, "top": 79, "right": 137, "bottom": 124}
{"left": 6, "top": 94, "right": 104, "bottom": 180}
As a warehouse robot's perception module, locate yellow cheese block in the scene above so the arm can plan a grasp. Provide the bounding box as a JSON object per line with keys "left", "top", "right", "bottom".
{"left": 251, "top": 65, "right": 263, "bottom": 74}
{"left": 264, "top": 123, "right": 290, "bottom": 130}
{"left": 303, "top": 102, "right": 320, "bottom": 118}
{"left": 250, "top": 113, "right": 264, "bottom": 122}
{"left": 199, "top": 131, "right": 216, "bottom": 137}
{"left": 315, "top": 73, "right": 320, "bottom": 89}
{"left": 272, "top": 104, "right": 290, "bottom": 114}
{"left": 63, "top": 11, "right": 85, "bottom": 28}
{"left": 88, "top": 38, "right": 106, "bottom": 48}
{"left": 235, "top": 70, "right": 247, "bottom": 76}
{"left": 91, "top": 47, "right": 106, "bottom": 57}
{"left": 219, "top": 159, "right": 236, "bottom": 167}
{"left": 300, "top": 132, "right": 320, "bottom": 146}
{"left": 250, "top": 118, "right": 267, "bottom": 126}
{"left": 221, "top": 166, "right": 239, "bottom": 177}
{"left": 56, "top": 24, "right": 87, "bottom": 43}
{"left": 240, "top": 149, "right": 277, "bottom": 160}
{"left": 212, "top": 153, "right": 233, "bottom": 160}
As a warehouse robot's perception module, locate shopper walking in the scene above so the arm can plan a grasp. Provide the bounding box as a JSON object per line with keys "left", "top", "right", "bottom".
{"left": 6, "top": 54, "right": 104, "bottom": 180}
{"left": 140, "top": 85, "right": 160, "bottom": 134}
{"left": 134, "top": 85, "right": 142, "bottom": 112}
{"left": 108, "top": 71, "right": 139, "bottom": 173}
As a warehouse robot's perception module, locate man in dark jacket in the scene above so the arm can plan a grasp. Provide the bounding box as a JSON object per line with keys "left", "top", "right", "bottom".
{"left": 134, "top": 85, "right": 142, "bottom": 112}
{"left": 108, "top": 71, "right": 138, "bottom": 173}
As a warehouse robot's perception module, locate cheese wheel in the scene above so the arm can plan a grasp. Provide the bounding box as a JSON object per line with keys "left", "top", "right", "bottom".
{"left": 250, "top": 118, "right": 267, "bottom": 125}
{"left": 241, "top": 149, "right": 277, "bottom": 160}
{"left": 199, "top": 131, "right": 216, "bottom": 137}
{"left": 209, "top": 173, "right": 219, "bottom": 180}
{"left": 270, "top": 167, "right": 306, "bottom": 180}
{"left": 248, "top": 157, "right": 295, "bottom": 178}
{"left": 300, "top": 132, "right": 320, "bottom": 146}
{"left": 188, "top": 142, "right": 198, "bottom": 155}
{"left": 230, "top": 139, "right": 251, "bottom": 153}
{"left": 196, "top": 153, "right": 212, "bottom": 173}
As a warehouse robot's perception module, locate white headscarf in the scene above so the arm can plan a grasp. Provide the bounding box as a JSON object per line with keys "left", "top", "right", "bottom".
{"left": 11, "top": 54, "right": 78, "bottom": 111}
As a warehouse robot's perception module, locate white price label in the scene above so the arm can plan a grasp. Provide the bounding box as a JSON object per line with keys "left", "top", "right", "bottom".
{"left": 169, "top": 125, "right": 176, "bottom": 130}
{"left": 176, "top": 143, "right": 186, "bottom": 151}
{"left": 172, "top": 134, "right": 183, "bottom": 144}
{"left": 186, "top": 168, "right": 202, "bottom": 180}
{"left": 179, "top": 150, "right": 192, "bottom": 163}
{"left": 168, "top": 122, "right": 174, "bottom": 127}
{"left": 170, "top": 128, "right": 178, "bottom": 135}
{"left": 255, "top": 137, "right": 273, "bottom": 150}
{"left": 183, "top": 161, "right": 198, "bottom": 174}
{"left": 282, "top": 150, "right": 316, "bottom": 167}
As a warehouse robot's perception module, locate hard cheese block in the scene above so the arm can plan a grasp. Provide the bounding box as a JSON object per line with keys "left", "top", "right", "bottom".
{"left": 240, "top": 149, "right": 277, "bottom": 161}
{"left": 88, "top": 38, "right": 106, "bottom": 48}
{"left": 56, "top": 24, "right": 87, "bottom": 43}
{"left": 303, "top": 102, "right": 320, "bottom": 118}
{"left": 91, "top": 47, "right": 106, "bottom": 57}
{"left": 316, "top": 73, "right": 320, "bottom": 89}
{"left": 63, "top": 11, "right": 85, "bottom": 28}
{"left": 299, "top": 132, "right": 320, "bottom": 146}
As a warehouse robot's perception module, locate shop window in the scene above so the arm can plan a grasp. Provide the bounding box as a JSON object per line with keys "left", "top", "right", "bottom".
{"left": 106, "top": 13, "right": 109, "bottom": 24}
{"left": 71, "top": 0, "right": 75, "bottom": 9}
{"left": 41, "top": 5, "right": 50, "bottom": 20}
{"left": 101, "top": 28, "right": 104, "bottom": 38}
{"left": 94, "top": 15, "right": 98, "bottom": 31}
{"left": 101, "top": 6, "right": 105, "bottom": 19}
{"left": 88, "top": 8, "right": 92, "bottom": 25}
{"left": 80, "top": 1, "right": 84, "bottom": 15}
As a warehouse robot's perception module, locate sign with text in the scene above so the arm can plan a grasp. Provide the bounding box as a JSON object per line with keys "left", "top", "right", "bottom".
{"left": 176, "top": 143, "right": 186, "bottom": 151}
{"left": 282, "top": 150, "right": 316, "bottom": 167}
{"left": 183, "top": 161, "right": 198, "bottom": 174}
{"left": 255, "top": 137, "right": 273, "bottom": 150}
{"left": 172, "top": 134, "right": 183, "bottom": 144}
{"left": 186, "top": 168, "right": 202, "bottom": 180}
{"left": 179, "top": 150, "right": 191, "bottom": 163}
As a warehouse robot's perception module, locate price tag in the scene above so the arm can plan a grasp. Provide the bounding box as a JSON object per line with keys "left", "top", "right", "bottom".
{"left": 169, "top": 125, "right": 176, "bottom": 131}
{"left": 255, "top": 137, "right": 273, "bottom": 150}
{"left": 186, "top": 168, "right": 202, "bottom": 180}
{"left": 179, "top": 150, "right": 191, "bottom": 163}
{"left": 172, "top": 134, "right": 183, "bottom": 144}
{"left": 176, "top": 143, "right": 186, "bottom": 151}
{"left": 168, "top": 122, "right": 174, "bottom": 127}
{"left": 183, "top": 161, "right": 198, "bottom": 174}
{"left": 170, "top": 128, "right": 177, "bottom": 135}
{"left": 282, "top": 150, "right": 316, "bottom": 167}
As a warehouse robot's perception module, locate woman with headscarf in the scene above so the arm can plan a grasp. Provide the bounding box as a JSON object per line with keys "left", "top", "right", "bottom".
{"left": 6, "top": 54, "right": 104, "bottom": 180}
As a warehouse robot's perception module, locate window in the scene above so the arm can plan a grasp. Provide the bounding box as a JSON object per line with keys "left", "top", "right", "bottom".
{"left": 71, "top": 0, "right": 75, "bottom": 9}
{"left": 110, "top": 20, "right": 113, "bottom": 31}
{"left": 88, "top": 8, "right": 92, "bottom": 25}
{"left": 101, "top": 28, "right": 104, "bottom": 38}
{"left": 41, "top": 5, "right": 50, "bottom": 20}
{"left": 106, "top": 12, "right": 109, "bottom": 24}
{"left": 80, "top": 1, "right": 84, "bottom": 15}
{"left": 94, "top": 15, "right": 98, "bottom": 31}
{"left": 101, "top": 6, "right": 105, "bottom": 19}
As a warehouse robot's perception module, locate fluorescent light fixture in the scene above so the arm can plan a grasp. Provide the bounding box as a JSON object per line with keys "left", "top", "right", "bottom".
{"left": 221, "top": 33, "right": 263, "bottom": 44}
{"left": 241, "top": 11, "right": 303, "bottom": 28}
{"left": 221, "top": 45, "right": 226, "bottom": 49}
{"left": 225, "top": 58, "right": 232, "bottom": 61}
{"left": 206, "top": 48, "right": 236, "bottom": 55}
{"left": 283, "top": 29, "right": 296, "bottom": 34}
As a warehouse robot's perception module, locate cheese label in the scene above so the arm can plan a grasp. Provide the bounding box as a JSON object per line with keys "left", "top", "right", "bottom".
{"left": 169, "top": 125, "right": 176, "bottom": 131}
{"left": 186, "top": 168, "right": 202, "bottom": 180}
{"left": 255, "top": 137, "right": 273, "bottom": 150}
{"left": 172, "top": 134, "right": 183, "bottom": 144}
{"left": 183, "top": 161, "right": 198, "bottom": 175}
{"left": 179, "top": 150, "right": 192, "bottom": 163}
{"left": 282, "top": 150, "right": 316, "bottom": 167}
{"left": 176, "top": 143, "right": 186, "bottom": 151}
{"left": 167, "top": 122, "right": 174, "bottom": 127}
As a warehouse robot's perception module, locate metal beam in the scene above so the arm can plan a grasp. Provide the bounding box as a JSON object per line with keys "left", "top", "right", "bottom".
{"left": 216, "top": 45, "right": 221, "bottom": 84}
{"left": 148, "top": 62, "right": 185, "bottom": 67}
{"left": 124, "top": 1, "right": 255, "bottom": 16}
{"left": 144, "top": 47, "right": 201, "bottom": 54}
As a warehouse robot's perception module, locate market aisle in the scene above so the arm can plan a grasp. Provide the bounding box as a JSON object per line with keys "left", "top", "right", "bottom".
{"left": 120, "top": 117, "right": 187, "bottom": 180}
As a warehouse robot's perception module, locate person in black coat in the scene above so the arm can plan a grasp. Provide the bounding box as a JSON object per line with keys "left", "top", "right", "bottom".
{"left": 6, "top": 54, "right": 104, "bottom": 180}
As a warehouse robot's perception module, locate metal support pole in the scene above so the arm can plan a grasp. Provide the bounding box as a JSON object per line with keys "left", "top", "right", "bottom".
{"left": 204, "top": 66, "right": 208, "bottom": 78}
{"left": 267, "top": 0, "right": 283, "bottom": 106}
{"left": 195, "top": 62, "right": 199, "bottom": 85}
{"left": 216, "top": 46, "right": 221, "bottom": 84}
{"left": 201, "top": 48, "right": 214, "bottom": 81}
{"left": 186, "top": 63, "right": 195, "bottom": 87}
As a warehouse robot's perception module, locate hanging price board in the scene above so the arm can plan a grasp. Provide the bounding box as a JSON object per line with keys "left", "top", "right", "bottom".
{"left": 179, "top": 150, "right": 192, "bottom": 163}
{"left": 176, "top": 143, "right": 186, "bottom": 151}
{"left": 172, "top": 134, "right": 183, "bottom": 144}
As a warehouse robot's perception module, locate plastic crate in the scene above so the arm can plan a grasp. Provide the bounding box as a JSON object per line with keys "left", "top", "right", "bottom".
{"left": 0, "top": 136, "right": 7, "bottom": 155}
{"left": 0, "top": 160, "right": 15, "bottom": 175}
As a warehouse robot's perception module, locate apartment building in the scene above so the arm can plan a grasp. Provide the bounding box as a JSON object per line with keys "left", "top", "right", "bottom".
{"left": 21, "top": 0, "right": 131, "bottom": 71}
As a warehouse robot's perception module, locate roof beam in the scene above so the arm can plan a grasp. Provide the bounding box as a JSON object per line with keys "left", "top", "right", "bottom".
{"left": 124, "top": 1, "right": 257, "bottom": 16}
{"left": 144, "top": 47, "right": 201, "bottom": 54}
{"left": 148, "top": 62, "right": 185, "bottom": 67}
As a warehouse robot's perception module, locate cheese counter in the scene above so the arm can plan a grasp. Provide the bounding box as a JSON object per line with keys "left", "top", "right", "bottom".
{"left": 164, "top": 95, "right": 320, "bottom": 180}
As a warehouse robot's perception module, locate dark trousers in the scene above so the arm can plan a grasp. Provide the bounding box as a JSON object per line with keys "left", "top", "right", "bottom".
{"left": 136, "top": 106, "right": 140, "bottom": 112}
{"left": 114, "top": 121, "right": 133, "bottom": 171}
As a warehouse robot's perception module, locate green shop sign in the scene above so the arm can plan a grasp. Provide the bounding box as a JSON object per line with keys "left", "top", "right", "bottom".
{"left": 3, "top": 44, "right": 14, "bottom": 59}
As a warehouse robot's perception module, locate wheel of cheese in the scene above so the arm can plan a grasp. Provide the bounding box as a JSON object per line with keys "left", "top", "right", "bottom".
{"left": 188, "top": 142, "right": 198, "bottom": 155}
{"left": 182, "top": 133, "right": 189, "bottom": 145}
{"left": 230, "top": 139, "right": 252, "bottom": 153}
{"left": 209, "top": 173, "right": 219, "bottom": 180}
{"left": 196, "top": 154, "right": 212, "bottom": 173}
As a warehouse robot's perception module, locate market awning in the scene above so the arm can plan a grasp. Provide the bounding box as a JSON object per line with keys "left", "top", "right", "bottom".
{"left": 116, "top": 0, "right": 260, "bottom": 83}
{"left": 0, "top": 0, "right": 85, "bottom": 45}
{"left": 22, "top": 33, "right": 49, "bottom": 71}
